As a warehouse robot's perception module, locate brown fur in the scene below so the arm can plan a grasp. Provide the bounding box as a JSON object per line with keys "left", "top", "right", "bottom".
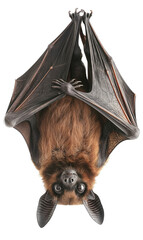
{"left": 38, "top": 96, "right": 102, "bottom": 204}
{"left": 58, "top": 191, "right": 82, "bottom": 205}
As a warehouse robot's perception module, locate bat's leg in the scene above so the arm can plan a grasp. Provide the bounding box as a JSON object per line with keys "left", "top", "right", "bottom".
{"left": 52, "top": 79, "right": 83, "bottom": 95}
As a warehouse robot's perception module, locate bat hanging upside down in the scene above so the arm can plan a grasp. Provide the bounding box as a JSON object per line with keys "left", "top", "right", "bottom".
{"left": 5, "top": 9, "right": 139, "bottom": 227}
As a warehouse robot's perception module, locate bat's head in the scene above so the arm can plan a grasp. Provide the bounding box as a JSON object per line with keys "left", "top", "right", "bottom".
{"left": 45, "top": 168, "right": 88, "bottom": 205}
{"left": 37, "top": 162, "right": 104, "bottom": 227}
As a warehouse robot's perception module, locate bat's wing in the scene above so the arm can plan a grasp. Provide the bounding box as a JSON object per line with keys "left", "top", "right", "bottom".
{"left": 83, "top": 14, "right": 139, "bottom": 166}
{"left": 5, "top": 15, "right": 81, "bottom": 127}
{"left": 5, "top": 13, "right": 81, "bottom": 168}
{"left": 82, "top": 14, "right": 139, "bottom": 138}
{"left": 58, "top": 13, "right": 139, "bottom": 167}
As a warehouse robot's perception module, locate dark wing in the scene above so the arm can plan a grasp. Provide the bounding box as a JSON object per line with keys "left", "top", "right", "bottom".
{"left": 5, "top": 15, "right": 81, "bottom": 127}
{"left": 62, "top": 13, "right": 139, "bottom": 167}
{"left": 5, "top": 13, "right": 81, "bottom": 168}
{"left": 80, "top": 14, "right": 139, "bottom": 138}
{"left": 83, "top": 14, "right": 139, "bottom": 166}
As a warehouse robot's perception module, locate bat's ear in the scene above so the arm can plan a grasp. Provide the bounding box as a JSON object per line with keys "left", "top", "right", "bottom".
{"left": 37, "top": 191, "right": 57, "bottom": 228}
{"left": 83, "top": 190, "right": 104, "bottom": 224}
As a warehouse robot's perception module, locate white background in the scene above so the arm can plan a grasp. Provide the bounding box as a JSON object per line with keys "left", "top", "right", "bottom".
{"left": 0, "top": 0, "right": 143, "bottom": 239}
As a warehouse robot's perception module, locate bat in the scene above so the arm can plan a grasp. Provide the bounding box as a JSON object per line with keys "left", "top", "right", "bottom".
{"left": 5, "top": 9, "right": 139, "bottom": 227}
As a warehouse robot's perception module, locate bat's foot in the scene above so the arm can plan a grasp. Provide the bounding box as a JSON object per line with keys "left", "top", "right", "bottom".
{"left": 82, "top": 10, "right": 93, "bottom": 23}
{"left": 68, "top": 9, "right": 92, "bottom": 20}
{"left": 52, "top": 78, "right": 83, "bottom": 95}
{"left": 68, "top": 9, "right": 85, "bottom": 19}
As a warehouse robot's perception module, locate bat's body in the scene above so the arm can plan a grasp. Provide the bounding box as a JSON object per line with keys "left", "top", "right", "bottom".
{"left": 39, "top": 96, "right": 101, "bottom": 204}
{"left": 5, "top": 9, "right": 139, "bottom": 227}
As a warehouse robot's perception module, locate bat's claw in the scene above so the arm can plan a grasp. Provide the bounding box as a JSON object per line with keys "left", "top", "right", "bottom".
{"left": 52, "top": 78, "right": 83, "bottom": 95}
{"left": 70, "top": 78, "right": 83, "bottom": 88}
{"left": 68, "top": 11, "right": 72, "bottom": 19}
{"left": 89, "top": 10, "right": 93, "bottom": 18}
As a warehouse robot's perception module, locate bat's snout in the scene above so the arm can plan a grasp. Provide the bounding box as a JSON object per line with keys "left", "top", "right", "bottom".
{"left": 61, "top": 169, "right": 78, "bottom": 188}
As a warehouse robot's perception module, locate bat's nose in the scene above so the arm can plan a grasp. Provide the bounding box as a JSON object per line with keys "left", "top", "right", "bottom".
{"left": 61, "top": 169, "right": 78, "bottom": 188}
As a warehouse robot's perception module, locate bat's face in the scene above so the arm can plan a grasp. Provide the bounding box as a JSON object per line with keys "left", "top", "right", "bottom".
{"left": 44, "top": 168, "right": 90, "bottom": 205}
{"left": 41, "top": 157, "right": 98, "bottom": 204}
{"left": 37, "top": 164, "right": 104, "bottom": 227}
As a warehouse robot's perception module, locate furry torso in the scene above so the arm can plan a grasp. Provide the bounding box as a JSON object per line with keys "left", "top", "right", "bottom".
{"left": 39, "top": 96, "right": 101, "bottom": 169}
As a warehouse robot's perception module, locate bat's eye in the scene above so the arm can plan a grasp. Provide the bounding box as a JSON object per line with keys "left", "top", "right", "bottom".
{"left": 76, "top": 183, "right": 86, "bottom": 194}
{"left": 54, "top": 184, "right": 63, "bottom": 194}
